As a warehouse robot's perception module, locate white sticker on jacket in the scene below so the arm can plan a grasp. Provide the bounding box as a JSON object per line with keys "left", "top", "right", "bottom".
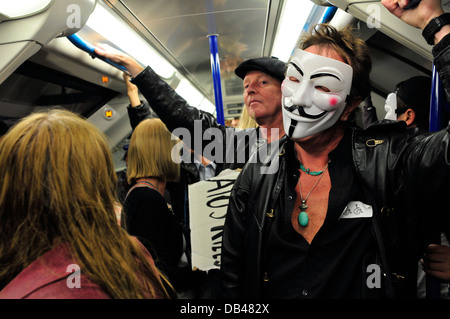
{"left": 339, "top": 201, "right": 373, "bottom": 219}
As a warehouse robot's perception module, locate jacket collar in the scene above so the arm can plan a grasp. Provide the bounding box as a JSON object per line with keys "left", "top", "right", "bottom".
{"left": 0, "top": 244, "right": 75, "bottom": 298}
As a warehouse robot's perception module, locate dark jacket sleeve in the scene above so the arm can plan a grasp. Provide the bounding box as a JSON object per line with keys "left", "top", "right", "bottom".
{"left": 130, "top": 66, "right": 260, "bottom": 171}
{"left": 433, "top": 33, "right": 450, "bottom": 102}
{"left": 219, "top": 168, "right": 251, "bottom": 298}
{"left": 131, "top": 66, "right": 224, "bottom": 135}
{"left": 219, "top": 137, "right": 287, "bottom": 298}
{"left": 420, "top": 34, "right": 450, "bottom": 228}
{"left": 408, "top": 34, "right": 450, "bottom": 222}
{"left": 127, "top": 102, "right": 152, "bottom": 130}
{"left": 403, "top": 127, "right": 450, "bottom": 234}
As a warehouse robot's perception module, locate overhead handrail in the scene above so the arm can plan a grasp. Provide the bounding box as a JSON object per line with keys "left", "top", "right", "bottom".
{"left": 67, "top": 33, "right": 129, "bottom": 74}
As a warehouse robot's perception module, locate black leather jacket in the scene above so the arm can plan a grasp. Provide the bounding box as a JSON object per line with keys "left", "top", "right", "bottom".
{"left": 221, "top": 121, "right": 450, "bottom": 298}
{"left": 220, "top": 35, "right": 450, "bottom": 298}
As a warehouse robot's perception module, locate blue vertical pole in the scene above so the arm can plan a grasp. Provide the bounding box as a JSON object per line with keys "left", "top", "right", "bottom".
{"left": 208, "top": 34, "right": 225, "bottom": 125}
{"left": 205, "top": 0, "right": 225, "bottom": 125}
{"left": 321, "top": 6, "right": 337, "bottom": 23}
{"left": 427, "top": 65, "right": 442, "bottom": 299}
{"left": 430, "top": 65, "right": 444, "bottom": 132}
{"left": 205, "top": 0, "right": 224, "bottom": 125}
{"left": 296, "top": 5, "right": 336, "bottom": 59}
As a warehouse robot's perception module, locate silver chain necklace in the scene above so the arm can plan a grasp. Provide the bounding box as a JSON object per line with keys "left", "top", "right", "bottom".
{"left": 298, "top": 162, "right": 329, "bottom": 227}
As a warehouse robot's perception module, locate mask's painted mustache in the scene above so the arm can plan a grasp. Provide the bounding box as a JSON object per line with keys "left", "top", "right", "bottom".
{"left": 284, "top": 105, "right": 326, "bottom": 119}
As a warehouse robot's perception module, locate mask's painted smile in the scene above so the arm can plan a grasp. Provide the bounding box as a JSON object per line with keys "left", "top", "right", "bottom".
{"left": 283, "top": 105, "right": 327, "bottom": 119}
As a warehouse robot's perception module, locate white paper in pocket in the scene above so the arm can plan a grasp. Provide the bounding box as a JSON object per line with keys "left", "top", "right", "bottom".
{"left": 339, "top": 201, "right": 373, "bottom": 219}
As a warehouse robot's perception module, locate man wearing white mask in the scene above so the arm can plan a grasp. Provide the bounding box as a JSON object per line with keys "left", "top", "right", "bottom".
{"left": 281, "top": 48, "right": 354, "bottom": 140}
{"left": 363, "top": 76, "right": 434, "bottom": 130}
{"left": 220, "top": 21, "right": 450, "bottom": 299}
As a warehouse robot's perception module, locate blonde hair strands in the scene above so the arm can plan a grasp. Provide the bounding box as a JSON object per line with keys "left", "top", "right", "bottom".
{"left": 0, "top": 109, "right": 172, "bottom": 298}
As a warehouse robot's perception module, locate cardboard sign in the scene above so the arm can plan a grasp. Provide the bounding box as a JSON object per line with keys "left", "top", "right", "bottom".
{"left": 188, "top": 169, "right": 240, "bottom": 270}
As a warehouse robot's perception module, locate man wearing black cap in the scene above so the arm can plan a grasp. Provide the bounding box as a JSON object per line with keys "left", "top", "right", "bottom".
{"left": 363, "top": 76, "right": 434, "bottom": 131}
{"left": 95, "top": 44, "right": 286, "bottom": 171}
{"left": 234, "top": 57, "right": 286, "bottom": 141}
{"left": 392, "top": 76, "right": 433, "bottom": 131}
{"left": 94, "top": 47, "right": 287, "bottom": 297}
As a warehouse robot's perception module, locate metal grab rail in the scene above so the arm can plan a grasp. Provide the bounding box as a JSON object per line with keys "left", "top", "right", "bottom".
{"left": 67, "top": 33, "right": 129, "bottom": 74}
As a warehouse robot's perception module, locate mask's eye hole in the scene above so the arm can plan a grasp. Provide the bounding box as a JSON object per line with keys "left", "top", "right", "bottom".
{"left": 315, "top": 86, "right": 331, "bottom": 93}
{"left": 313, "top": 76, "right": 343, "bottom": 93}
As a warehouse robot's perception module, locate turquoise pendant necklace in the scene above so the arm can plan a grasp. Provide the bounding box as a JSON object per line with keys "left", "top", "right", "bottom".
{"left": 298, "top": 161, "right": 329, "bottom": 227}
{"left": 299, "top": 163, "right": 326, "bottom": 176}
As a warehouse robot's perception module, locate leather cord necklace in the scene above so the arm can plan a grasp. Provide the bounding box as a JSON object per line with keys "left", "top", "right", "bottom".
{"left": 298, "top": 161, "right": 329, "bottom": 227}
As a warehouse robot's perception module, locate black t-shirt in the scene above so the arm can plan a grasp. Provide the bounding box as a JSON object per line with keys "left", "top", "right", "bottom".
{"left": 124, "top": 186, "right": 183, "bottom": 267}
{"left": 265, "top": 130, "right": 379, "bottom": 298}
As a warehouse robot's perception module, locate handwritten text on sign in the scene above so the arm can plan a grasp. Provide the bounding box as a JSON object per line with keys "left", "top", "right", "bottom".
{"left": 188, "top": 170, "right": 240, "bottom": 270}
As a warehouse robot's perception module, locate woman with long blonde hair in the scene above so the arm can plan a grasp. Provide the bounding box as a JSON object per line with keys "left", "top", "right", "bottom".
{"left": 0, "top": 109, "right": 171, "bottom": 299}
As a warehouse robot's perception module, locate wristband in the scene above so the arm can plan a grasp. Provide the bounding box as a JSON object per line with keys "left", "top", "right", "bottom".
{"left": 422, "top": 13, "right": 450, "bottom": 45}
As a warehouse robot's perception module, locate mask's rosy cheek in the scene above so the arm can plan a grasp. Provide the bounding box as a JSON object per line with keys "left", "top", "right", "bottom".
{"left": 329, "top": 96, "right": 338, "bottom": 106}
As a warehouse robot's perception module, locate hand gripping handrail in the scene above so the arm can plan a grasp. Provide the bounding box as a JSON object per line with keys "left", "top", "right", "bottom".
{"left": 67, "top": 33, "right": 129, "bottom": 74}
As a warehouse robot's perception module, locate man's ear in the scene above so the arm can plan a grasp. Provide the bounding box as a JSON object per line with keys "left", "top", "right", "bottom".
{"left": 404, "top": 109, "right": 416, "bottom": 126}
{"left": 340, "top": 97, "right": 361, "bottom": 121}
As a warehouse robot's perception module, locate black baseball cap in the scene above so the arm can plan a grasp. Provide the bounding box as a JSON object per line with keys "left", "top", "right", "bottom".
{"left": 396, "top": 76, "right": 432, "bottom": 112}
{"left": 235, "top": 57, "right": 286, "bottom": 83}
{"left": 395, "top": 76, "right": 432, "bottom": 130}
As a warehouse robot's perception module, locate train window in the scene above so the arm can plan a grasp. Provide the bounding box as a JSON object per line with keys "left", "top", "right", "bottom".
{"left": 0, "top": 60, "right": 118, "bottom": 124}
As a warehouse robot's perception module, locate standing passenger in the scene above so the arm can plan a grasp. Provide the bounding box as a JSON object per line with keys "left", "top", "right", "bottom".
{"left": 95, "top": 44, "right": 286, "bottom": 170}
{"left": 361, "top": 74, "right": 450, "bottom": 297}
{"left": 382, "top": 0, "right": 450, "bottom": 298}
{"left": 220, "top": 22, "right": 450, "bottom": 299}
{"left": 362, "top": 76, "right": 434, "bottom": 130}
{"left": 124, "top": 118, "right": 205, "bottom": 296}
{"left": 125, "top": 118, "right": 182, "bottom": 265}
{"left": 0, "top": 110, "right": 171, "bottom": 299}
